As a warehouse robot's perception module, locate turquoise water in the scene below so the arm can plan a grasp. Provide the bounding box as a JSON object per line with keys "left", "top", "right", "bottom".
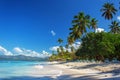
{"left": 0, "top": 61, "right": 57, "bottom": 80}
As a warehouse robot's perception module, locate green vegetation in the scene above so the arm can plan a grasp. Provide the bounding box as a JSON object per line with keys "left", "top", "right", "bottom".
{"left": 49, "top": 2, "right": 120, "bottom": 62}
{"left": 76, "top": 32, "right": 120, "bottom": 61}
{"left": 109, "top": 20, "right": 120, "bottom": 34}
{"left": 100, "top": 2, "right": 117, "bottom": 20}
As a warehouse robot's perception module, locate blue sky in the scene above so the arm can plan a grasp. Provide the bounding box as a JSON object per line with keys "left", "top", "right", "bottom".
{"left": 0, "top": 0, "right": 119, "bottom": 55}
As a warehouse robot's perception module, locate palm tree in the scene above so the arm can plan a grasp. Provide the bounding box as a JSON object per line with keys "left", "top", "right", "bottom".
{"left": 69, "top": 12, "right": 91, "bottom": 42}
{"left": 100, "top": 2, "right": 117, "bottom": 20}
{"left": 57, "top": 38, "right": 64, "bottom": 56}
{"left": 90, "top": 18, "right": 98, "bottom": 32}
{"left": 57, "top": 48, "right": 60, "bottom": 53}
{"left": 60, "top": 46, "right": 64, "bottom": 53}
{"left": 67, "top": 36, "right": 74, "bottom": 45}
{"left": 70, "top": 46, "right": 75, "bottom": 53}
{"left": 69, "top": 25, "right": 82, "bottom": 41}
{"left": 109, "top": 20, "right": 120, "bottom": 34}
{"left": 65, "top": 44, "right": 69, "bottom": 53}
{"left": 57, "top": 38, "right": 63, "bottom": 44}
{"left": 72, "top": 12, "right": 90, "bottom": 34}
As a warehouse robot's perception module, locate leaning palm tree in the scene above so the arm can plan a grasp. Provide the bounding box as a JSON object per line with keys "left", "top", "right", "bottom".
{"left": 69, "top": 25, "right": 82, "bottom": 41}
{"left": 67, "top": 36, "right": 74, "bottom": 45}
{"left": 72, "top": 12, "right": 90, "bottom": 34}
{"left": 90, "top": 18, "right": 98, "bottom": 32}
{"left": 109, "top": 20, "right": 120, "bottom": 34}
{"left": 70, "top": 46, "right": 75, "bottom": 53}
{"left": 69, "top": 12, "right": 91, "bottom": 42}
{"left": 100, "top": 2, "right": 117, "bottom": 20}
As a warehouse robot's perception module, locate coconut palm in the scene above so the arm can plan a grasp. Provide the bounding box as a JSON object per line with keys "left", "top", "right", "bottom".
{"left": 109, "top": 20, "right": 120, "bottom": 34}
{"left": 69, "top": 12, "right": 91, "bottom": 43}
{"left": 60, "top": 46, "right": 64, "bottom": 53}
{"left": 57, "top": 38, "right": 65, "bottom": 56}
{"left": 70, "top": 46, "right": 75, "bottom": 53}
{"left": 100, "top": 2, "right": 117, "bottom": 20}
{"left": 69, "top": 25, "right": 82, "bottom": 41}
{"left": 65, "top": 44, "right": 69, "bottom": 53}
{"left": 57, "top": 48, "right": 60, "bottom": 53}
{"left": 67, "top": 36, "right": 74, "bottom": 45}
{"left": 65, "top": 44, "right": 69, "bottom": 49}
{"left": 91, "top": 18, "right": 98, "bottom": 32}
{"left": 72, "top": 12, "right": 90, "bottom": 34}
{"left": 57, "top": 38, "right": 63, "bottom": 44}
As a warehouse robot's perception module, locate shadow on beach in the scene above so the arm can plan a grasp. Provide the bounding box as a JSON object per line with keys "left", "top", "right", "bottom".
{"left": 69, "top": 63, "right": 117, "bottom": 69}
{"left": 50, "top": 61, "right": 120, "bottom": 80}
{"left": 0, "top": 75, "right": 97, "bottom": 80}
{"left": 0, "top": 76, "right": 53, "bottom": 80}
{"left": 2, "top": 75, "right": 120, "bottom": 80}
{"left": 1, "top": 74, "right": 119, "bottom": 80}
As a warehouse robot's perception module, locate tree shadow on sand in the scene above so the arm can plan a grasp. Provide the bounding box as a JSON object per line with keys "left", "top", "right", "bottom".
{"left": 0, "top": 76, "right": 53, "bottom": 80}
{"left": 63, "top": 62, "right": 120, "bottom": 80}
{"left": 0, "top": 75, "right": 97, "bottom": 80}
{"left": 69, "top": 63, "right": 110, "bottom": 69}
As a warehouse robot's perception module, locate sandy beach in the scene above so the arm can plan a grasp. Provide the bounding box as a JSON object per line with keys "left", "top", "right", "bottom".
{"left": 11, "top": 61, "right": 119, "bottom": 80}
{"left": 32, "top": 61, "right": 120, "bottom": 80}
{"left": 1, "top": 61, "right": 119, "bottom": 80}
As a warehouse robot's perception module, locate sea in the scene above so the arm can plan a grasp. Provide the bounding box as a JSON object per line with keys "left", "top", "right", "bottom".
{"left": 0, "top": 61, "right": 61, "bottom": 80}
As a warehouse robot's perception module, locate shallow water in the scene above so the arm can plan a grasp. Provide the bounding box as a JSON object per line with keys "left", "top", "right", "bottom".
{"left": 0, "top": 61, "right": 61, "bottom": 80}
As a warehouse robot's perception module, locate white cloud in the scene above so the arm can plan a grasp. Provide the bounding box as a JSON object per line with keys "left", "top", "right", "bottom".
{"left": 50, "top": 46, "right": 68, "bottom": 52}
{"left": 0, "top": 45, "right": 51, "bottom": 58}
{"left": 95, "top": 28, "right": 104, "bottom": 33}
{"left": 49, "top": 46, "right": 59, "bottom": 52}
{"left": 0, "top": 46, "right": 13, "bottom": 56}
{"left": 13, "top": 47, "right": 23, "bottom": 53}
{"left": 70, "top": 42, "right": 81, "bottom": 49}
{"left": 40, "top": 50, "right": 51, "bottom": 58}
{"left": 117, "top": 16, "right": 120, "bottom": 21}
{"left": 42, "top": 50, "right": 49, "bottom": 55}
{"left": 13, "top": 47, "right": 51, "bottom": 58}
{"left": 50, "top": 42, "right": 81, "bottom": 53}
{"left": 51, "top": 30, "right": 56, "bottom": 36}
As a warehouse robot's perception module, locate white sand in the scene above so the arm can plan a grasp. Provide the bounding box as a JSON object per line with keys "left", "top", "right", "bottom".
{"left": 31, "top": 61, "right": 120, "bottom": 80}
{"left": 49, "top": 61, "right": 120, "bottom": 80}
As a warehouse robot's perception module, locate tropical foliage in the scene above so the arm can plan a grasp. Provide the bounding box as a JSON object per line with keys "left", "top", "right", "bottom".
{"left": 49, "top": 2, "right": 120, "bottom": 62}
{"left": 69, "top": 12, "right": 98, "bottom": 43}
{"left": 109, "top": 20, "right": 120, "bottom": 34}
{"left": 100, "top": 2, "right": 117, "bottom": 20}
{"left": 76, "top": 32, "right": 120, "bottom": 61}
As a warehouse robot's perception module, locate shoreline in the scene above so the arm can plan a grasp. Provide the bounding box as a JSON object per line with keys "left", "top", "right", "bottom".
{"left": 1, "top": 61, "right": 119, "bottom": 80}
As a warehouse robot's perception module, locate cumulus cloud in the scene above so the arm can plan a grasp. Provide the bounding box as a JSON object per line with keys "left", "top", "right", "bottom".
{"left": 95, "top": 28, "right": 104, "bottom": 33}
{"left": 13, "top": 47, "right": 23, "bottom": 53}
{"left": 50, "top": 46, "right": 67, "bottom": 52}
{"left": 0, "top": 45, "right": 51, "bottom": 58}
{"left": 13, "top": 47, "right": 51, "bottom": 58}
{"left": 70, "top": 42, "right": 81, "bottom": 49}
{"left": 49, "top": 46, "right": 59, "bottom": 52}
{"left": 39, "top": 50, "right": 51, "bottom": 58}
{"left": 0, "top": 46, "right": 13, "bottom": 56}
{"left": 51, "top": 30, "right": 56, "bottom": 36}
{"left": 117, "top": 16, "right": 120, "bottom": 21}
{"left": 50, "top": 42, "right": 81, "bottom": 53}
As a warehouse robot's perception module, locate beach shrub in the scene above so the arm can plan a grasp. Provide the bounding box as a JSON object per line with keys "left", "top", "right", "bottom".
{"left": 76, "top": 32, "right": 120, "bottom": 61}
